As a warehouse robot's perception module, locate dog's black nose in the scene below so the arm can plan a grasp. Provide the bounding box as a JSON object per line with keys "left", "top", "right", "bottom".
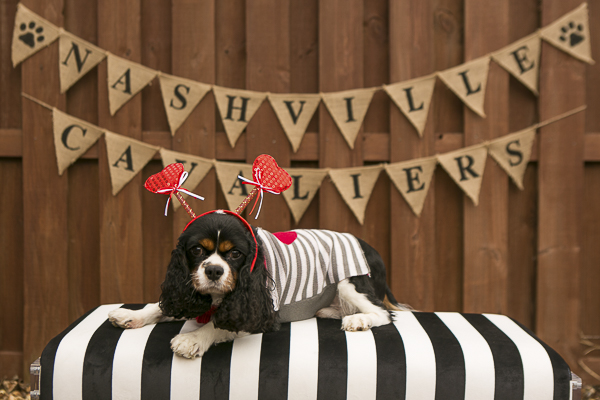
{"left": 205, "top": 265, "right": 224, "bottom": 281}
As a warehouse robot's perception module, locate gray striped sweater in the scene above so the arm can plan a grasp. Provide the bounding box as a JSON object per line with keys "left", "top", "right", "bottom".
{"left": 256, "top": 228, "right": 371, "bottom": 322}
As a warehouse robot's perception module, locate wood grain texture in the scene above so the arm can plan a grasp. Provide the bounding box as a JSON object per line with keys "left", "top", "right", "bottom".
{"left": 537, "top": 0, "right": 586, "bottom": 372}
{"left": 0, "top": 0, "right": 21, "bottom": 129}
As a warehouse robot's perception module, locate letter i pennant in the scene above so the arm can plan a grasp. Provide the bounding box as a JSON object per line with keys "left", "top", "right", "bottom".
{"left": 328, "top": 165, "right": 383, "bottom": 224}
{"left": 437, "top": 144, "right": 488, "bottom": 206}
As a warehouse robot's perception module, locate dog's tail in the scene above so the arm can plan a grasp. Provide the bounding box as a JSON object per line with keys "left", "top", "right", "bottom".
{"left": 383, "top": 286, "right": 414, "bottom": 311}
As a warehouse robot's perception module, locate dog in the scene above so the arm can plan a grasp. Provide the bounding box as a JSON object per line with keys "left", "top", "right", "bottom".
{"left": 108, "top": 210, "right": 410, "bottom": 358}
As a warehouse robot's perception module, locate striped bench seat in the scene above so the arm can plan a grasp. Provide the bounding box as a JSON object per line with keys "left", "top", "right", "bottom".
{"left": 33, "top": 304, "right": 579, "bottom": 400}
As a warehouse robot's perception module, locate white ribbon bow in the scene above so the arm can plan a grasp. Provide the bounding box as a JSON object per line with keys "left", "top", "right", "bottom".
{"left": 156, "top": 171, "right": 204, "bottom": 216}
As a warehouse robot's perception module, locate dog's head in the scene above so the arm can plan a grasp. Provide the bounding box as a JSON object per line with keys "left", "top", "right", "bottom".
{"left": 159, "top": 211, "right": 277, "bottom": 333}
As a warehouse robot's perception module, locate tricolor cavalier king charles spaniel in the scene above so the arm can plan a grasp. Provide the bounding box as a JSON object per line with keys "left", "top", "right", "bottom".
{"left": 109, "top": 211, "right": 410, "bottom": 358}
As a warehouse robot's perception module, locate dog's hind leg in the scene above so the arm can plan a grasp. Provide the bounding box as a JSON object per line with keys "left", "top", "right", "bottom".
{"left": 337, "top": 278, "right": 392, "bottom": 332}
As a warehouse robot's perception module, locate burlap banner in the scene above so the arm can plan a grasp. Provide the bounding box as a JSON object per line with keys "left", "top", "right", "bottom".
{"left": 437, "top": 143, "right": 488, "bottom": 206}
{"left": 383, "top": 74, "right": 436, "bottom": 136}
{"left": 59, "top": 32, "right": 106, "bottom": 93}
{"left": 437, "top": 56, "right": 490, "bottom": 118}
{"left": 268, "top": 93, "right": 321, "bottom": 152}
{"left": 159, "top": 74, "right": 212, "bottom": 136}
{"left": 385, "top": 156, "right": 437, "bottom": 217}
{"left": 107, "top": 53, "right": 157, "bottom": 116}
{"left": 12, "top": 3, "right": 60, "bottom": 67}
{"left": 104, "top": 131, "right": 159, "bottom": 195}
{"left": 488, "top": 127, "right": 536, "bottom": 190}
{"left": 159, "top": 149, "right": 214, "bottom": 211}
{"left": 328, "top": 164, "right": 383, "bottom": 224}
{"left": 321, "top": 87, "right": 378, "bottom": 149}
{"left": 213, "top": 85, "right": 266, "bottom": 148}
{"left": 540, "top": 2, "right": 594, "bottom": 64}
{"left": 53, "top": 108, "right": 104, "bottom": 175}
{"left": 214, "top": 161, "right": 254, "bottom": 211}
{"left": 492, "top": 33, "right": 541, "bottom": 95}
{"left": 281, "top": 167, "right": 329, "bottom": 224}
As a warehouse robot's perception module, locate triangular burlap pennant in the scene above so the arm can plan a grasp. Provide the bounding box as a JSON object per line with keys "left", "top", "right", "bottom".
{"left": 488, "top": 127, "right": 536, "bottom": 190}
{"left": 107, "top": 53, "right": 157, "bottom": 116}
{"left": 383, "top": 74, "right": 436, "bottom": 136}
{"left": 214, "top": 161, "right": 253, "bottom": 211}
{"left": 53, "top": 108, "right": 104, "bottom": 175}
{"left": 328, "top": 164, "right": 383, "bottom": 224}
{"left": 59, "top": 32, "right": 107, "bottom": 93}
{"left": 492, "top": 32, "right": 541, "bottom": 95}
{"left": 437, "top": 56, "right": 490, "bottom": 118}
{"left": 159, "top": 148, "right": 214, "bottom": 211}
{"left": 437, "top": 144, "right": 488, "bottom": 206}
{"left": 212, "top": 85, "right": 266, "bottom": 148}
{"left": 159, "top": 74, "right": 212, "bottom": 136}
{"left": 268, "top": 93, "right": 321, "bottom": 152}
{"left": 540, "top": 3, "right": 594, "bottom": 64}
{"left": 281, "top": 168, "right": 328, "bottom": 224}
{"left": 12, "top": 3, "right": 60, "bottom": 66}
{"left": 104, "top": 131, "right": 159, "bottom": 196}
{"left": 321, "top": 87, "right": 378, "bottom": 149}
{"left": 385, "top": 156, "right": 437, "bottom": 217}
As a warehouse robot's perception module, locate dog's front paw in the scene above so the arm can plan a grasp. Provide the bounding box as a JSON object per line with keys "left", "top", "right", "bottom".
{"left": 171, "top": 332, "right": 211, "bottom": 359}
{"left": 342, "top": 314, "right": 372, "bottom": 332}
{"left": 109, "top": 308, "right": 144, "bottom": 329}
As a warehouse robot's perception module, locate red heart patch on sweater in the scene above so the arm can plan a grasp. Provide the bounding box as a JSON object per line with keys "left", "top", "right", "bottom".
{"left": 144, "top": 163, "right": 184, "bottom": 193}
{"left": 252, "top": 154, "right": 292, "bottom": 193}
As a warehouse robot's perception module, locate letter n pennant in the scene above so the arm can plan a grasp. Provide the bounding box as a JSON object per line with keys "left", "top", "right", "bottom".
{"left": 59, "top": 32, "right": 106, "bottom": 93}
{"left": 104, "top": 131, "right": 159, "bottom": 195}
{"left": 159, "top": 74, "right": 212, "bottom": 136}
{"left": 437, "top": 144, "right": 488, "bottom": 206}
{"left": 107, "top": 54, "right": 157, "bottom": 116}
{"left": 385, "top": 156, "right": 437, "bottom": 216}
{"left": 437, "top": 56, "right": 490, "bottom": 118}
{"left": 488, "top": 128, "right": 536, "bottom": 190}
{"left": 321, "top": 87, "right": 378, "bottom": 149}
{"left": 268, "top": 93, "right": 321, "bottom": 152}
{"left": 328, "top": 164, "right": 383, "bottom": 224}
{"left": 53, "top": 109, "right": 104, "bottom": 175}
{"left": 12, "top": 4, "right": 60, "bottom": 66}
{"left": 281, "top": 168, "right": 328, "bottom": 224}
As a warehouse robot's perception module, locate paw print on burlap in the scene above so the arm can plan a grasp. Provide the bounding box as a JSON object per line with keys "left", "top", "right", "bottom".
{"left": 559, "top": 21, "right": 585, "bottom": 47}
{"left": 18, "top": 21, "right": 45, "bottom": 48}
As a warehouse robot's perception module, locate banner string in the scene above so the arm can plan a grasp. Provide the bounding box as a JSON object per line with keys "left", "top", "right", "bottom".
{"left": 21, "top": 92, "right": 54, "bottom": 111}
{"left": 534, "top": 105, "right": 587, "bottom": 130}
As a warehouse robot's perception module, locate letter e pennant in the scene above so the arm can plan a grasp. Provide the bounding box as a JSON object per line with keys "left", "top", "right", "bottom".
{"left": 107, "top": 54, "right": 157, "bottom": 116}
{"left": 437, "top": 144, "right": 488, "bottom": 206}
{"left": 488, "top": 128, "right": 536, "bottom": 190}
{"left": 492, "top": 33, "right": 541, "bottom": 95}
{"left": 385, "top": 156, "right": 437, "bottom": 216}
{"left": 328, "top": 164, "right": 383, "bottom": 224}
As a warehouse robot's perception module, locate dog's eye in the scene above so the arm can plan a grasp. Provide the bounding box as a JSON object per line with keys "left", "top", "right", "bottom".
{"left": 190, "top": 246, "right": 203, "bottom": 256}
{"left": 229, "top": 250, "right": 242, "bottom": 259}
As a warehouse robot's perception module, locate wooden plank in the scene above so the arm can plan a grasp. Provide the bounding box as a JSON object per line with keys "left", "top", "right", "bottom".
{"left": 462, "top": 0, "right": 510, "bottom": 314}
{"left": 388, "top": 1, "right": 437, "bottom": 311}
{"left": 537, "top": 0, "right": 586, "bottom": 372}
{"left": 432, "top": 0, "right": 464, "bottom": 312}
{"left": 97, "top": 0, "right": 144, "bottom": 304}
{"left": 64, "top": 0, "right": 101, "bottom": 324}
{"left": 246, "top": 0, "right": 291, "bottom": 232}
{"left": 0, "top": 159, "right": 24, "bottom": 378}
{"left": 0, "top": 129, "right": 22, "bottom": 157}
{"left": 21, "top": 0, "right": 68, "bottom": 379}
{"left": 318, "top": 0, "right": 364, "bottom": 235}
{"left": 0, "top": 0, "right": 21, "bottom": 129}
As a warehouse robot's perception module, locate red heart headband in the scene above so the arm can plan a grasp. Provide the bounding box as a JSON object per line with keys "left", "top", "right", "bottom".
{"left": 144, "top": 155, "right": 292, "bottom": 272}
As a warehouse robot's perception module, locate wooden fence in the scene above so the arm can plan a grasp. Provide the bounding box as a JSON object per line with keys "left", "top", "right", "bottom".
{"left": 1, "top": 0, "right": 599, "bottom": 384}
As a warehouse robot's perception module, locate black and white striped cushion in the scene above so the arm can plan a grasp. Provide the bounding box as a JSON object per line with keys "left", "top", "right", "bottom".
{"left": 40, "top": 304, "right": 572, "bottom": 400}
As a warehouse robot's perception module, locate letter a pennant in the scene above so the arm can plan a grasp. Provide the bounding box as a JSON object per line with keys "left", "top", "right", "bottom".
{"left": 385, "top": 156, "right": 437, "bottom": 216}
{"left": 12, "top": 3, "right": 60, "bottom": 67}
{"left": 59, "top": 32, "right": 107, "bottom": 93}
{"left": 107, "top": 54, "right": 157, "bottom": 116}
{"left": 268, "top": 93, "right": 321, "bottom": 152}
{"left": 540, "top": 3, "right": 594, "bottom": 64}
{"left": 437, "top": 56, "right": 490, "bottom": 118}
{"left": 159, "top": 74, "right": 212, "bottom": 136}
{"left": 488, "top": 128, "right": 536, "bottom": 190}
{"left": 383, "top": 74, "right": 436, "bottom": 137}
{"left": 321, "top": 87, "right": 378, "bottom": 149}
{"left": 53, "top": 109, "right": 104, "bottom": 175}
{"left": 104, "top": 131, "right": 159, "bottom": 195}
{"left": 213, "top": 85, "right": 266, "bottom": 148}
{"left": 281, "top": 167, "right": 329, "bottom": 224}
{"left": 492, "top": 33, "right": 541, "bottom": 95}
{"left": 437, "top": 144, "right": 488, "bottom": 206}
{"left": 328, "top": 164, "right": 383, "bottom": 224}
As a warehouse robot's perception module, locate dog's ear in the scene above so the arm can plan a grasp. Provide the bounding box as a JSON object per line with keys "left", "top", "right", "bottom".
{"left": 213, "top": 238, "right": 278, "bottom": 333}
{"left": 159, "top": 240, "right": 212, "bottom": 319}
